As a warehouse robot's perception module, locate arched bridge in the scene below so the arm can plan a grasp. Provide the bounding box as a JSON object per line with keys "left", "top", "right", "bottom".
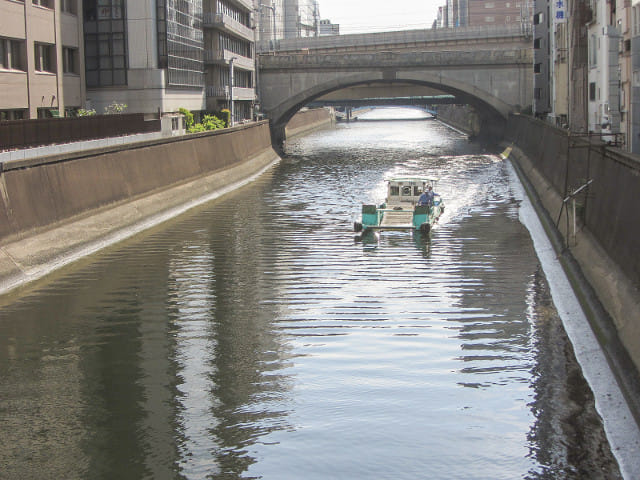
{"left": 257, "top": 25, "right": 533, "bottom": 145}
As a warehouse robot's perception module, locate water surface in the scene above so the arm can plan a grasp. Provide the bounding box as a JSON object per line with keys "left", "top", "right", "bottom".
{"left": 0, "top": 109, "right": 620, "bottom": 479}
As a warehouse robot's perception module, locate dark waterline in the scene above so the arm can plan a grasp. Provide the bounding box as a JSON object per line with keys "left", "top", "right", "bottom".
{"left": 0, "top": 111, "right": 620, "bottom": 479}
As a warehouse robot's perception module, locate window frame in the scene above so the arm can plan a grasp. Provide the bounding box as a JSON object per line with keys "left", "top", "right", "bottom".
{"left": 0, "top": 37, "right": 26, "bottom": 72}
{"left": 62, "top": 46, "right": 79, "bottom": 74}
{"left": 34, "top": 42, "right": 56, "bottom": 73}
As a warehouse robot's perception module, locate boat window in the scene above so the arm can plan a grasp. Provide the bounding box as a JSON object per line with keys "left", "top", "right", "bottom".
{"left": 413, "top": 186, "right": 421, "bottom": 196}
{"left": 390, "top": 186, "right": 399, "bottom": 196}
{"left": 402, "top": 186, "right": 412, "bottom": 196}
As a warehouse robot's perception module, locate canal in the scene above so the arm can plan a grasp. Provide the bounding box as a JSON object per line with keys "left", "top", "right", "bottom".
{"left": 0, "top": 109, "right": 622, "bottom": 479}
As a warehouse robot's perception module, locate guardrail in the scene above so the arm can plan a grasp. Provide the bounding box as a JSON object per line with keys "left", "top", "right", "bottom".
{"left": 259, "top": 48, "right": 533, "bottom": 69}
{"left": 267, "top": 24, "right": 532, "bottom": 53}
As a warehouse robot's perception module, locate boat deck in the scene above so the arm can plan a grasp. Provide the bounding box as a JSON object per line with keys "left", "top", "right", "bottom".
{"left": 378, "top": 209, "right": 413, "bottom": 230}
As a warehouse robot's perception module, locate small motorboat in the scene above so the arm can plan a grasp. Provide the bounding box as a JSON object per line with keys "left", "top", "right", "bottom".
{"left": 354, "top": 176, "right": 444, "bottom": 236}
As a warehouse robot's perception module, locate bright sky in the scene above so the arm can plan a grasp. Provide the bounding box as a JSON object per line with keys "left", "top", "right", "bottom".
{"left": 317, "top": 0, "right": 444, "bottom": 34}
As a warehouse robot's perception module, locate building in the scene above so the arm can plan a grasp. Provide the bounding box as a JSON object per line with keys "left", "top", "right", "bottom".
{"left": 467, "top": 0, "right": 528, "bottom": 26}
{"left": 203, "top": 0, "right": 256, "bottom": 121}
{"left": 83, "top": 0, "right": 205, "bottom": 116}
{"left": 0, "top": 0, "right": 85, "bottom": 120}
{"left": 283, "top": 0, "right": 318, "bottom": 38}
{"left": 256, "top": 0, "right": 284, "bottom": 50}
{"left": 443, "top": 0, "right": 529, "bottom": 27}
{"left": 83, "top": 0, "right": 256, "bottom": 123}
{"left": 586, "top": 0, "right": 622, "bottom": 137}
{"left": 632, "top": 0, "right": 640, "bottom": 151}
{"left": 533, "top": 0, "right": 551, "bottom": 118}
{"left": 319, "top": 19, "right": 339, "bottom": 36}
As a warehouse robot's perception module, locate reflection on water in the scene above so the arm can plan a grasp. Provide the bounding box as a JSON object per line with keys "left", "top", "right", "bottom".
{"left": 0, "top": 113, "right": 620, "bottom": 479}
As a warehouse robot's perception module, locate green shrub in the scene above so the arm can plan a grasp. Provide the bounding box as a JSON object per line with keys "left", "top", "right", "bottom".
{"left": 188, "top": 123, "right": 207, "bottom": 133}
{"left": 104, "top": 101, "right": 127, "bottom": 114}
{"left": 178, "top": 107, "right": 194, "bottom": 129}
{"left": 187, "top": 114, "right": 226, "bottom": 133}
{"left": 202, "top": 114, "right": 225, "bottom": 130}
{"left": 219, "top": 109, "right": 231, "bottom": 127}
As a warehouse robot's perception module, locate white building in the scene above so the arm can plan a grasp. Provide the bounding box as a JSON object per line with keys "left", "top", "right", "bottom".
{"left": 587, "top": 0, "right": 622, "bottom": 138}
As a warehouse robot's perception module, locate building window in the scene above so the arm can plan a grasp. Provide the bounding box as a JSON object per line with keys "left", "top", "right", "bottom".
{"left": 37, "top": 107, "right": 57, "bottom": 118}
{"left": 156, "top": 0, "right": 204, "bottom": 88}
{"left": 34, "top": 43, "right": 56, "bottom": 73}
{"left": 534, "top": 38, "right": 541, "bottom": 49}
{"left": 534, "top": 87, "right": 542, "bottom": 100}
{"left": 589, "top": 34, "right": 597, "bottom": 66}
{"left": 33, "top": 0, "right": 53, "bottom": 8}
{"left": 0, "top": 38, "right": 26, "bottom": 71}
{"left": 534, "top": 63, "right": 541, "bottom": 73}
{"left": 589, "top": 82, "right": 596, "bottom": 101}
{"left": 61, "top": 0, "right": 77, "bottom": 14}
{"left": 0, "top": 110, "right": 26, "bottom": 121}
{"left": 533, "top": 12, "right": 543, "bottom": 24}
{"left": 63, "top": 47, "right": 79, "bottom": 74}
{"left": 83, "top": 0, "right": 127, "bottom": 87}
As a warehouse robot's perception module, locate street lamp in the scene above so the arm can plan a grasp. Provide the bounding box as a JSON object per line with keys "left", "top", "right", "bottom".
{"left": 259, "top": 3, "right": 276, "bottom": 51}
{"left": 229, "top": 56, "right": 237, "bottom": 127}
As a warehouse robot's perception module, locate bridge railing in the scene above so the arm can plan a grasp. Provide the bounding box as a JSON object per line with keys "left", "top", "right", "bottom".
{"left": 258, "top": 48, "right": 533, "bottom": 69}
{"left": 265, "top": 24, "right": 532, "bottom": 53}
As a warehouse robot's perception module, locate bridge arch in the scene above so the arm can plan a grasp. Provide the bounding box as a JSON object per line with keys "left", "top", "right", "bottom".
{"left": 265, "top": 72, "right": 512, "bottom": 147}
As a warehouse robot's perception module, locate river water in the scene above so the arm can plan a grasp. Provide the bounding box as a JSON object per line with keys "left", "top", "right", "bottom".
{"left": 0, "top": 109, "right": 622, "bottom": 479}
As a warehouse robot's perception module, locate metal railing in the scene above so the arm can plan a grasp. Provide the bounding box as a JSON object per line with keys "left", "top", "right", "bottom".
{"left": 0, "top": 114, "right": 160, "bottom": 151}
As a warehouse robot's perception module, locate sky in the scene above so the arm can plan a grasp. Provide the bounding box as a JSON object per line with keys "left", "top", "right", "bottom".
{"left": 316, "top": 0, "right": 444, "bottom": 34}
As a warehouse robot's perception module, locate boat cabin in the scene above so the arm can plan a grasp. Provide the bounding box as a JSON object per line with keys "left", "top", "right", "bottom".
{"left": 386, "top": 177, "right": 436, "bottom": 205}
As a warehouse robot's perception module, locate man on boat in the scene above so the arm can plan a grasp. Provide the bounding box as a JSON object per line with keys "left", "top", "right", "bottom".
{"left": 418, "top": 186, "right": 434, "bottom": 206}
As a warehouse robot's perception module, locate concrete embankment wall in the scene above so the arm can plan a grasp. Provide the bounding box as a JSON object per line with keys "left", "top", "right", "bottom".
{"left": 505, "top": 114, "right": 640, "bottom": 414}
{"left": 0, "top": 121, "right": 280, "bottom": 295}
{"left": 435, "top": 104, "right": 481, "bottom": 136}
{"left": 285, "top": 108, "right": 334, "bottom": 139}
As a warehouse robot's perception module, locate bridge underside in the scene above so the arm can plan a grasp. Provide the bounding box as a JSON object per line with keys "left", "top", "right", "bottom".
{"left": 262, "top": 76, "right": 517, "bottom": 147}
{"left": 258, "top": 47, "right": 532, "bottom": 147}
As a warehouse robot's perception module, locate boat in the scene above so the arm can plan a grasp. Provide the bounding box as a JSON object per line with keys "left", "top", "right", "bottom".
{"left": 354, "top": 176, "right": 444, "bottom": 236}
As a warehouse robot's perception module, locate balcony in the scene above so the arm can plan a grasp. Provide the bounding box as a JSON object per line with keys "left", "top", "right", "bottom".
{"left": 228, "top": 0, "right": 253, "bottom": 11}
{"left": 204, "top": 49, "right": 255, "bottom": 71}
{"left": 206, "top": 85, "right": 255, "bottom": 101}
{"left": 203, "top": 13, "right": 255, "bottom": 42}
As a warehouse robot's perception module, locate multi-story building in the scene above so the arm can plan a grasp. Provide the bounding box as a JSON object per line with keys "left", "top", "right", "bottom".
{"left": 256, "top": 0, "right": 284, "bottom": 50}
{"left": 586, "top": 0, "right": 622, "bottom": 137}
{"left": 632, "top": 0, "right": 640, "bottom": 152}
{"left": 533, "top": 0, "right": 551, "bottom": 118}
{"left": 444, "top": 0, "right": 530, "bottom": 27}
{"left": 617, "top": 0, "right": 632, "bottom": 148}
{"left": 319, "top": 19, "right": 339, "bottom": 36}
{"left": 83, "top": 0, "right": 257, "bottom": 123}
{"left": 203, "top": 0, "right": 256, "bottom": 121}
{"left": 83, "top": 0, "right": 205, "bottom": 116}
{"left": 283, "top": 0, "right": 318, "bottom": 38}
{"left": 467, "top": 0, "right": 528, "bottom": 26}
{"left": 0, "top": 0, "right": 85, "bottom": 120}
